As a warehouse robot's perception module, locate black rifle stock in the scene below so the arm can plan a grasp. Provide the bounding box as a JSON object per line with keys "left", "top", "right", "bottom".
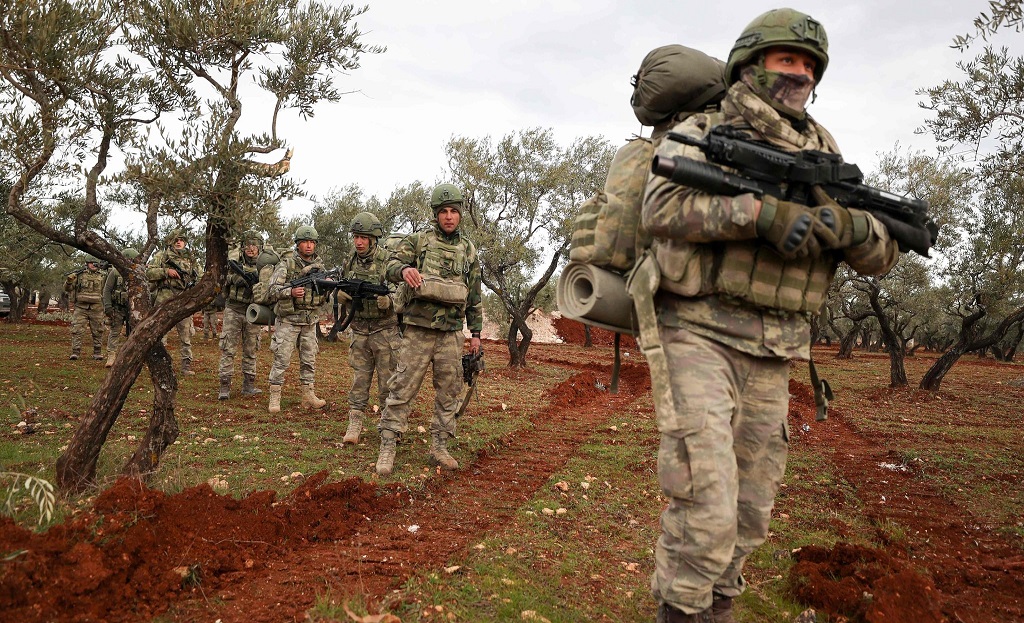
{"left": 286, "top": 268, "right": 391, "bottom": 332}
{"left": 165, "top": 258, "right": 197, "bottom": 288}
{"left": 651, "top": 125, "right": 939, "bottom": 257}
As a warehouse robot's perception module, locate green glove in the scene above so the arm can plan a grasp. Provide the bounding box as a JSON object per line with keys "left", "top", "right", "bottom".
{"left": 756, "top": 196, "right": 823, "bottom": 259}
{"left": 811, "top": 186, "right": 868, "bottom": 249}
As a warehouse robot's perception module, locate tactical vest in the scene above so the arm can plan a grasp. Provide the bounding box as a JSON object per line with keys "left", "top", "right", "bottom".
{"left": 413, "top": 231, "right": 475, "bottom": 305}
{"left": 75, "top": 270, "right": 105, "bottom": 304}
{"left": 111, "top": 271, "right": 129, "bottom": 307}
{"left": 273, "top": 254, "right": 327, "bottom": 317}
{"left": 345, "top": 244, "right": 392, "bottom": 320}
{"left": 226, "top": 254, "right": 258, "bottom": 306}
{"left": 149, "top": 249, "right": 195, "bottom": 304}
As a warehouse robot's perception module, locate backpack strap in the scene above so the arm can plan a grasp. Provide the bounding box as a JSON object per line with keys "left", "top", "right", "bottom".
{"left": 626, "top": 250, "right": 676, "bottom": 419}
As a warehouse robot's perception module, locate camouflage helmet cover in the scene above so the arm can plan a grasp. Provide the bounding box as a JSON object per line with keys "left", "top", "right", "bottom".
{"left": 122, "top": 248, "right": 140, "bottom": 259}
{"left": 350, "top": 212, "right": 384, "bottom": 238}
{"left": 293, "top": 225, "right": 319, "bottom": 242}
{"left": 725, "top": 8, "right": 829, "bottom": 84}
{"left": 166, "top": 228, "right": 188, "bottom": 245}
{"left": 429, "top": 183, "right": 464, "bottom": 214}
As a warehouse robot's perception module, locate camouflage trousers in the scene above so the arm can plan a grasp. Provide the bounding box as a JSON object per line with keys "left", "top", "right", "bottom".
{"left": 348, "top": 320, "right": 400, "bottom": 413}
{"left": 379, "top": 324, "right": 462, "bottom": 437}
{"left": 650, "top": 326, "right": 789, "bottom": 615}
{"left": 268, "top": 318, "right": 318, "bottom": 386}
{"left": 106, "top": 306, "right": 129, "bottom": 353}
{"left": 202, "top": 310, "right": 219, "bottom": 338}
{"left": 71, "top": 302, "right": 107, "bottom": 354}
{"left": 161, "top": 316, "right": 194, "bottom": 361}
{"left": 218, "top": 306, "right": 259, "bottom": 378}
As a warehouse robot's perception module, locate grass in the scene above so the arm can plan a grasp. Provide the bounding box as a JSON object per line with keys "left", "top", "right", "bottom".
{"left": 2, "top": 323, "right": 1023, "bottom": 621}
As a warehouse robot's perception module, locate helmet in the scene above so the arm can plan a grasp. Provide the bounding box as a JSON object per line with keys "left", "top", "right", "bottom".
{"left": 350, "top": 212, "right": 384, "bottom": 238}
{"left": 725, "top": 8, "right": 828, "bottom": 85}
{"left": 166, "top": 228, "right": 188, "bottom": 245}
{"left": 122, "top": 248, "right": 140, "bottom": 259}
{"left": 430, "top": 183, "right": 464, "bottom": 212}
{"left": 241, "top": 230, "right": 264, "bottom": 247}
{"left": 293, "top": 225, "right": 319, "bottom": 242}
{"left": 83, "top": 254, "right": 99, "bottom": 265}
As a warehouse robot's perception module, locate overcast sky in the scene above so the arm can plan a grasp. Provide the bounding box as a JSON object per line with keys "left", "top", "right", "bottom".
{"left": 270, "top": 0, "right": 1013, "bottom": 218}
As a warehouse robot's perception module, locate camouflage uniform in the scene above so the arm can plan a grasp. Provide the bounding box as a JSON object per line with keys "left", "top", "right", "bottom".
{"left": 65, "top": 265, "right": 108, "bottom": 360}
{"left": 377, "top": 217, "right": 483, "bottom": 473}
{"left": 641, "top": 11, "right": 900, "bottom": 619}
{"left": 146, "top": 243, "right": 199, "bottom": 373}
{"left": 202, "top": 299, "right": 221, "bottom": 339}
{"left": 218, "top": 249, "right": 262, "bottom": 398}
{"left": 102, "top": 263, "right": 131, "bottom": 365}
{"left": 343, "top": 240, "right": 400, "bottom": 441}
{"left": 266, "top": 246, "right": 327, "bottom": 406}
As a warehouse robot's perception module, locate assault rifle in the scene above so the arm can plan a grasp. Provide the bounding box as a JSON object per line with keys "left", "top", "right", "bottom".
{"left": 165, "top": 258, "right": 196, "bottom": 288}
{"left": 286, "top": 268, "right": 391, "bottom": 332}
{"left": 651, "top": 125, "right": 939, "bottom": 257}
{"left": 455, "top": 351, "right": 485, "bottom": 419}
{"left": 227, "top": 259, "right": 258, "bottom": 287}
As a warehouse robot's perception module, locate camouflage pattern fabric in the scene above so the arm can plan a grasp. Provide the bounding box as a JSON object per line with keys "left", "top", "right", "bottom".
{"left": 102, "top": 267, "right": 131, "bottom": 354}
{"left": 378, "top": 325, "right": 462, "bottom": 437}
{"left": 203, "top": 309, "right": 219, "bottom": 338}
{"left": 650, "top": 326, "right": 789, "bottom": 613}
{"left": 71, "top": 302, "right": 107, "bottom": 354}
{"left": 345, "top": 244, "right": 397, "bottom": 322}
{"left": 106, "top": 307, "right": 128, "bottom": 354}
{"left": 268, "top": 319, "right": 318, "bottom": 386}
{"left": 65, "top": 268, "right": 106, "bottom": 305}
{"left": 348, "top": 322, "right": 400, "bottom": 412}
{"left": 269, "top": 252, "right": 327, "bottom": 324}
{"left": 146, "top": 247, "right": 198, "bottom": 304}
{"left": 219, "top": 306, "right": 259, "bottom": 378}
{"left": 385, "top": 224, "right": 483, "bottom": 333}
{"left": 163, "top": 316, "right": 194, "bottom": 361}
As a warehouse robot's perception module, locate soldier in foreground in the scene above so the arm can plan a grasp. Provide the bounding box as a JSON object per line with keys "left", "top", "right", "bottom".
{"left": 102, "top": 248, "right": 139, "bottom": 368}
{"left": 340, "top": 212, "right": 399, "bottom": 444}
{"left": 266, "top": 225, "right": 328, "bottom": 413}
{"left": 147, "top": 230, "right": 200, "bottom": 376}
{"left": 640, "top": 9, "right": 899, "bottom": 622}
{"left": 64, "top": 256, "right": 108, "bottom": 361}
{"left": 218, "top": 231, "right": 264, "bottom": 400}
{"left": 375, "top": 184, "right": 482, "bottom": 476}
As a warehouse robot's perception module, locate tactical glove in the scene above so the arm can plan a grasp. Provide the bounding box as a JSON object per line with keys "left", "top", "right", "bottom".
{"left": 756, "top": 196, "right": 824, "bottom": 259}
{"left": 811, "top": 186, "right": 868, "bottom": 249}
{"left": 376, "top": 295, "right": 391, "bottom": 310}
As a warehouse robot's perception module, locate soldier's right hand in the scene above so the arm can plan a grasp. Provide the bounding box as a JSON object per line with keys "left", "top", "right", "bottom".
{"left": 402, "top": 266, "right": 423, "bottom": 288}
{"left": 291, "top": 286, "right": 305, "bottom": 298}
{"left": 756, "top": 197, "right": 825, "bottom": 259}
{"left": 167, "top": 268, "right": 180, "bottom": 279}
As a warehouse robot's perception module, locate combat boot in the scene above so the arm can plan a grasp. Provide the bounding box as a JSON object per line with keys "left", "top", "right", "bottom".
{"left": 429, "top": 432, "right": 459, "bottom": 470}
{"left": 92, "top": 348, "right": 103, "bottom": 361}
{"left": 218, "top": 377, "right": 231, "bottom": 400}
{"left": 343, "top": 410, "right": 364, "bottom": 444}
{"left": 105, "top": 353, "right": 115, "bottom": 368}
{"left": 657, "top": 603, "right": 713, "bottom": 623}
{"left": 375, "top": 431, "right": 398, "bottom": 476}
{"left": 69, "top": 351, "right": 80, "bottom": 361}
{"left": 241, "top": 373, "right": 262, "bottom": 396}
{"left": 711, "top": 594, "right": 734, "bottom": 623}
{"left": 181, "top": 358, "right": 195, "bottom": 376}
{"left": 300, "top": 383, "right": 326, "bottom": 409}
{"left": 268, "top": 385, "right": 282, "bottom": 413}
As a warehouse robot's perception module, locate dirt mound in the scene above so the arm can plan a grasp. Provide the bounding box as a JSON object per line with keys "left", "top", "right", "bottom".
{"left": 552, "top": 316, "right": 637, "bottom": 348}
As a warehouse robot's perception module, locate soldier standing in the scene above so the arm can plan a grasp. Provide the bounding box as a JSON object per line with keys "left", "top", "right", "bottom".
{"left": 640, "top": 9, "right": 900, "bottom": 622}
{"left": 374, "top": 184, "right": 483, "bottom": 476}
{"left": 201, "top": 296, "right": 221, "bottom": 340}
{"left": 266, "top": 225, "right": 329, "bottom": 413}
{"left": 218, "top": 232, "right": 264, "bottom": 400}
{"left": 102, "top": 248, "right": 140, "bottom": 368}
{"left": 147, "top": 230, "right": 200, "bottom": 376}
{"left": 64, "top": 256, "right": 108, "bottom": 361}
{"left": 341, "top": 212, "right": 399, "bottom": 444}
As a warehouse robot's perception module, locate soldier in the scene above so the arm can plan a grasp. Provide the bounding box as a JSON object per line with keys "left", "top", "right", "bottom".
{"left": 374, "top": 184, "right": 483, "bottom": 476}
{"left": 340, "top": 212, "right": 399, "bottom": 444}
{"left": 102, "top": 248, "right": 140, "bottom": 368}
{"left": 201, "top": 296, "right": 221, "bottom": 340}
{"left": 641, "top": 9, "right": 900, "bottom": 622}
{"left": 147, "top": 230, "right": 201, "bottom": 376}
{"left": 64, "top": 256, "right": 108, "bottom": 361}
{"left": 218, "top": 231, "right": 265, "bottom": 400}
{"left": 266, "top": 225, "right": 329, "bottom": 413}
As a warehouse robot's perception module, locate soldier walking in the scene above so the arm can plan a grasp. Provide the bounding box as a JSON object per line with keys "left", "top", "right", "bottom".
{"left": 341, "top": 212, "right": 399, "bottom": 444}
{"left": 64, "top": 256, "right": 108, "bottom": 361}
{"left": 218, "top": 232, "right": 264, "bottom": 400}
{"left": 266, "top": 225, "right": 329, "bottom": 413}
{"left": 374, "top": 184, "right": 483, "bottom": 476}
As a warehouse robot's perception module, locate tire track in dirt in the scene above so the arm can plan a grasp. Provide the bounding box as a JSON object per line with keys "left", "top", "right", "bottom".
{"left": 787, "top": 380, "right": 1024, "bottom": 623}
{"left": 169, "top": 358, "right": 652, "bottom": 622}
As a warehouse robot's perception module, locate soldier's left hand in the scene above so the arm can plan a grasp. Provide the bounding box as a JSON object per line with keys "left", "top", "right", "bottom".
{"left": 470, "top": 337, "right": 481, "bottom": 354}
{"left": 376, "top": 295, "right": 391, "bottom": 310}
{"left": 811, "top": 186, "right": 868, "bottom": 250}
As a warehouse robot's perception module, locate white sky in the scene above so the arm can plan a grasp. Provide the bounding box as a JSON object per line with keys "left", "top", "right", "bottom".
{"left": 269, "top": 0, "right": 1014, "bottom": 219}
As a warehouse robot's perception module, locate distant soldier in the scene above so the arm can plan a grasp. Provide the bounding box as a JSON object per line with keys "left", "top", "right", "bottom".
{"left": 218, "top": 231, "right": 264, "bottom": 400}
{"left": 266, "top": 225, "right": 329, "bottom": 413}
{"left": 147, "top": 230, "right": 201, "bottom": 376}
{"left": 202, "top": 295, "right": 222, "bottom": 340}
{"left": 102, "top": 248, "right": 140, "bottom": 368}
{"left": 341, "top": 212, "right": 399, "bottom": 444}
{"left": 64, "top": 256, "right": 108, "bottom": 361}
{"left": 375, "top": 184, "right": 483, "bottom": 476}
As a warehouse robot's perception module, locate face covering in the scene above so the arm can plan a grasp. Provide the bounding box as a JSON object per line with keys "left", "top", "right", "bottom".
{"left": 740, "top": 64, "right": 816, "bottom": 122}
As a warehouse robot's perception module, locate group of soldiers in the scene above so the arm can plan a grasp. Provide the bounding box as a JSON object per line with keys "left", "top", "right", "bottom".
{"left": 64, "top": 182, "right": 483, "bottom": 478}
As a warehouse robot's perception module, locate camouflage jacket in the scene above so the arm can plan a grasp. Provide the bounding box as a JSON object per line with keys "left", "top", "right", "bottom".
{"left": 268, "top": 251, "right": 326, "bottom": 325}
{"left": 643, "top": 81, "right": 899, "bottom": 360}
{"left": 146, "top": 247, "right": 200, "bottom": 304}
{"left": 385, "top": 224, "right": 483, "bottom": 333}
{"left": 344, "top": 242, "right": 397, "bottom": 328}
{"left": 65, "top": 267, "right": 106, "bottom": 305}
